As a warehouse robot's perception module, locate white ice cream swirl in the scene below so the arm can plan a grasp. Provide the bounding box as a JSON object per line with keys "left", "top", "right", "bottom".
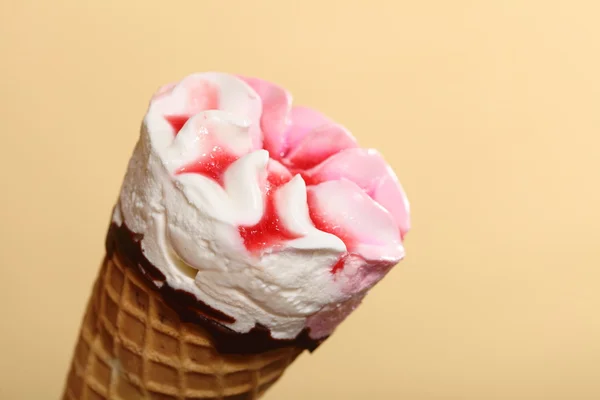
{"left": 115, "top": 72, "right": 410, "bottom": 339}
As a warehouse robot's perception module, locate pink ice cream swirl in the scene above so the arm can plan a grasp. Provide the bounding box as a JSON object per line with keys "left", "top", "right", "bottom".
{"left": 135, "top": 73, "right": 410, "bottom": 339}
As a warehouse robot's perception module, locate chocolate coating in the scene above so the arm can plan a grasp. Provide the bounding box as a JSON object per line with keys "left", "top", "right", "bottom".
{"left": 106, "top": 221, "right": 326, "bottom": 354}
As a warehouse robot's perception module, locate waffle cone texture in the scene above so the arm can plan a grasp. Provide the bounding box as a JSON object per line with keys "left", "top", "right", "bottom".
{"left": 62, "top": 252, "right": 302, "bottom": 400}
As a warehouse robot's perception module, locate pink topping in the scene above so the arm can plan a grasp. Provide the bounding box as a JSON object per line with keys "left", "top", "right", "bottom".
{"left": 148, "top": 73, "right": 410, "bottom": 283}
{"left": 307, "top": 179, "right": 403, "bottom": 276}
{"left": 238, "top": 162, "right": 299, "bottom": 252}
{"left": 162, "top": 79, "right": 220, "bottom": 134}
{"left": 285, "top": 106, "right": 331, "bottom": 151}
{"left": 165, "top": 115, "right": 191, "bottom": 134}
{"left": 284, "top": 123, "right": 358, "bottom": 170}
{"left": 303, "top": 148, "right": 410, "bottom": 238}
{"left": 238, "top": 76, "right": 291, "bottom": 158}
{"left": 175, "top": 147, "right": 238, "bottom": 186}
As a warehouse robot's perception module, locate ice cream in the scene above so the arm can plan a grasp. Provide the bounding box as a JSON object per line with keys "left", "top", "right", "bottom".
{"left": 63, "top": 72, "right": 411, "bottom": 400}
{"left": 113, "top": 72, "right": 410, "bottom": 344}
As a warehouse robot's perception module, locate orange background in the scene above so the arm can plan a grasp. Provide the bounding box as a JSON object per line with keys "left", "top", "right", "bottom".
{"left": 1, "top": 1, "right": 600, "bottom": 399}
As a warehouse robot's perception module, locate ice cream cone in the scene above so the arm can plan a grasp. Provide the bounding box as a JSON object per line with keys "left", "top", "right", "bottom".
{"left": 63, "top": 252, "right": 302, "bottom": 400}
{"left": 63, "top": 71, "right": 410, "bottom": 399}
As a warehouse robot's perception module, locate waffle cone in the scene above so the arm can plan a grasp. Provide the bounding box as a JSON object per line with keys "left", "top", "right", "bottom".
{"left": 63, "top": 252, "right": 302, "bottom": 399}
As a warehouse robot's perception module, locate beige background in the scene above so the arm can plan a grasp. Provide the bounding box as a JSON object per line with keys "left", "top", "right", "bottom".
{"left": 1, "top": 1, "right": 600, "bottom": 399}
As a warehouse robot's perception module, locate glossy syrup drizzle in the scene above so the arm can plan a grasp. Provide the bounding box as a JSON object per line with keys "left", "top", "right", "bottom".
{"left": 165, "top": 115, "right": 191, "bottom": 134}
{"left": 175, "top": 147, "right": 238, "bottom": 186}
{"left": 238, "top": 170, "right": 300, "bottom": 254}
